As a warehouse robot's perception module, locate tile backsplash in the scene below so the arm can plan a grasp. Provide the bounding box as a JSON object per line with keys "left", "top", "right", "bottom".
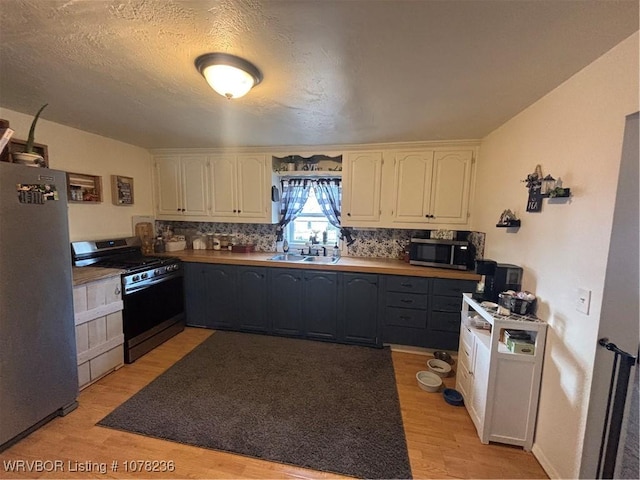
{"left": 157, "top": 221, "right": 485, "bottom": 259}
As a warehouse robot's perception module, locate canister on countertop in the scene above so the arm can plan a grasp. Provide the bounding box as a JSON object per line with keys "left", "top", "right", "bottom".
{"left": 213, "top": 234, "right": 221, "bottom": 250}
{"left": 206, "top": 233, "right": 215, "bottom": 250}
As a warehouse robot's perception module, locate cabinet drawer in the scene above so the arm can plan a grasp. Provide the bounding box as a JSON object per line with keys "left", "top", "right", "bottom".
{"left": 385, "top": 307, "right": 427, "bottom": 328}
{"left": 431, "top": 295, "right": 464, "bottom": 312}
{"left": 432, "top": 278, "right": 477, "bottom": 297}
{"left": 429, "top": 312, "right": 461, "bottom": 333}
{"left": 386, "top": 292, "right": 428, "bottom": 309}
{"left": 385, "top": 276, "right": 429, "bottom": 294}
{"left": 460, "top": 323, "right": 473, "bottom": 350}
{"left": 459, "top": 332, "right": 473, "bottom": 369}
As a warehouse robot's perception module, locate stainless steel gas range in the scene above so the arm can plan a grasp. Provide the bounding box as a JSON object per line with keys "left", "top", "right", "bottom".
{"left": 71, "top": 237, "right": 184, "bottom": 363}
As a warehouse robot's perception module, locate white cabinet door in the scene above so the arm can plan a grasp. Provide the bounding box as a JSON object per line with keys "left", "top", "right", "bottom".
{"left": 469, "top": 336, "right": 490, "bottom": 437}
{"left": 155, "top": 156, "right": 182, "bottom": 216}
{"left": 391, "top": 149, "right": 473, "bottom": 225}
{"left": 237, "top": 154, "right": 267, "bottom": 219}
{"left": 209, "top": 154, "right": 238, "bottom": 217}
{"left": 430, "top": 150, "right": 473, "bottom": 224}
{"left": 342, "top": 151, "right": 382, "bottom": 224}
{"left": 181, "top": 155, "right": 209, "bottom": 216}
{"left": 392, "top": 151, "right": 434, "bottom": 222}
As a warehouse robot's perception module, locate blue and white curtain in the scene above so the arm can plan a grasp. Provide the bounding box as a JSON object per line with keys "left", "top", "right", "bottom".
{"left": 276, "top": 179, "right": 310, "bottom": 240}
{"left": 314, "top": 179, "right": 355, "bottom": 245}
{"left": 277, "top": 177, "right": 355, "bottom": 246}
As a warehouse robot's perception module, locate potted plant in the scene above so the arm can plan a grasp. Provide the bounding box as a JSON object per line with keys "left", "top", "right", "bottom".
{"left": 13, "top": 103, "right": 48, "bottom": 166}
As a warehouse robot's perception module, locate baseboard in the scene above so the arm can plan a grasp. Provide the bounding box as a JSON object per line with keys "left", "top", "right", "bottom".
{"left": 532, "top": 443, "right": 562, "bottom": 479}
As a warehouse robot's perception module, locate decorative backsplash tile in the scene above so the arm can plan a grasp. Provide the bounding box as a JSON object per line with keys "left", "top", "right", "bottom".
{"left": 346, "top": 228, "right": 485, "bottom": 259}
{"left": 157, "top": 221, "right": 485, "bottom": 259}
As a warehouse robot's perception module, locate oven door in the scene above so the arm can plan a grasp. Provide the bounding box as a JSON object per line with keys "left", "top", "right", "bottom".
{"left": 122, "top": 273, "right": 185, "bottom": 362}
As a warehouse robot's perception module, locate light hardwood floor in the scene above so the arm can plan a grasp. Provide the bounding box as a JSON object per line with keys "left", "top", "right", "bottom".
{"left": 0, "top": 328, "right": 547, "bottom": 479}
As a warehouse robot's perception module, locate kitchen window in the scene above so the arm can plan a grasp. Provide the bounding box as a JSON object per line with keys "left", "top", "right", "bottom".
{"left": 286, "top": 186, "right": 340, "bottom": 249}
{"left": 278, "top": 178, "right": 349, "bottom": 252}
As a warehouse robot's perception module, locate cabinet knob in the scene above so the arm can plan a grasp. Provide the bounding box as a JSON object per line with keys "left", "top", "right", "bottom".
{"left": 347, "top": 212, "right": 351, "bottom": 216}
{"left": 238, "top": 210, "right": 241, "bottom": 213}
{"left": 233, "top": 209, "right": 237, "bottom": 213}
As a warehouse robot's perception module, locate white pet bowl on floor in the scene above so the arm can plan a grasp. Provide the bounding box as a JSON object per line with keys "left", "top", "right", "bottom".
{"left": 416, "top": 370, "right": 443, "bottom": 392}
{"left": 427, "top": 358, "right": 453, "bottom": 377}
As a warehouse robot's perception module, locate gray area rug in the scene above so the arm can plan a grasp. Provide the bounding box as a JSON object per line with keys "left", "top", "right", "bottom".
{"left": 98, "top": 332, "right": 412, "bottom": 479}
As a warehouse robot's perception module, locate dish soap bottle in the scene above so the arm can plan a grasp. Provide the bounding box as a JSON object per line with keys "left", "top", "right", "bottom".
{"left": 332, "top": 243, "right": 340, "bottom": 258}
{"left": 283, "top": 239, "right": 289, "bottom": 253}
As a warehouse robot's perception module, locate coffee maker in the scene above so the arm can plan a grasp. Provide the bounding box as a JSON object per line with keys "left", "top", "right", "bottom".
{"left": 473, "top": 260, "right": 523, "bottom": 302}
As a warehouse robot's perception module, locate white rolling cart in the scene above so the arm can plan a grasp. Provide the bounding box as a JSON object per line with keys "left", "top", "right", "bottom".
{"left": 457, "top": 293, "right": 547, "bottom": 451}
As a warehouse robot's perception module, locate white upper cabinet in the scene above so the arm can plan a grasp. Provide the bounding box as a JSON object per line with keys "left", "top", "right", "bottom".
{"left": 430, "top": 150, "right": 473, "bottom": 224}
{"left": 392, "top": 151, "right": 435, "bottom": 223}
{"left": 342, "top": 151, "right": 383, "bottom": 225}
{"left": 154, "top": 155, "right": 209, "bottom": 219}
{"left": 209, "top": 153, "right": 278, "bottom": 223}
{"left": 209, "top": 154, "right": 238, "bottom": 218}
{"left": 237, "top": 154, "right": 269, "bottom": 219}
{"left": 391, "top": 149, "right": 473, "bottom": 226}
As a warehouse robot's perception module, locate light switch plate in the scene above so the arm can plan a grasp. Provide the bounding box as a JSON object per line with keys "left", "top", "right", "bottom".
{"left": 576, "top": 288, "right": 591, "bottom": 315}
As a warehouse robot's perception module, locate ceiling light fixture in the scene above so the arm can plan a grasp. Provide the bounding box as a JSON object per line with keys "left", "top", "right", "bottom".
{"left": 195, "top": 53, "right": 262, "bottom": 100}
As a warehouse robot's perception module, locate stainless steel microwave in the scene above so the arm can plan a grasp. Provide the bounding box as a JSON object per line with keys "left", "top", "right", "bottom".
{"left": 409, "top": 238, "right": 475, "bottom": 270}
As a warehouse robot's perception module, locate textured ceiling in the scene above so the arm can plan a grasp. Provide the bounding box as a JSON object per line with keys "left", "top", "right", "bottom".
{"left": 0, "top": 0, "right": 637, "bottom": 149}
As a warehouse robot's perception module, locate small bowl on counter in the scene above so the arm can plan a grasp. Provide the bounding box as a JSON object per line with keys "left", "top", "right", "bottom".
{"left": 427, "top": 358, "right": 452, "bottom": 377}
{"left": 416, "top": 371, "right": 443, "bottom": 392}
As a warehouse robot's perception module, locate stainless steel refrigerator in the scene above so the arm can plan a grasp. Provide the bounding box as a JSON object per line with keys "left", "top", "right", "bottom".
{"left": 0, "top": 162, "right": 78, "bottom": 450}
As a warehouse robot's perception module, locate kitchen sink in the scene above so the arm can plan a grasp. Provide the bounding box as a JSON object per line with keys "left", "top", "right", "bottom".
{"left": 268, "top": 253, "right": 340, "bottom": 264}
{"left": 302, "top": 256, "right": 341, "bottom": 264}
{"left": 268, "top": 253, "right": 308, "bottom": 262}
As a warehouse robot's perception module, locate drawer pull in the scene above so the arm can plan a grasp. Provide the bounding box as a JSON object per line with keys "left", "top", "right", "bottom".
{"left": 400, "top": 283, "right": 412, "bottom": 288}
{"left": 114, "top": 286, "right": 121, "bottom": 295}
{"left": 400, "top": 299, "right": 413, "bottom": 304}
{"left": 400, "top": 315, "right": 411, "bottom": 320}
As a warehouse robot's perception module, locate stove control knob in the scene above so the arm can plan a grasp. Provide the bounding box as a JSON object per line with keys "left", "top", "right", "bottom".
{"left": 132, "top": 275, "right": 140, "bottom": 282}
{"left": 154, "top": 269, "right": 161, "bottom": 275}
{"left": 141, "top": 272, "right": 149, "bottom": 280}
{"left": 167, "top": 264, "right": 176, "bottom": 272}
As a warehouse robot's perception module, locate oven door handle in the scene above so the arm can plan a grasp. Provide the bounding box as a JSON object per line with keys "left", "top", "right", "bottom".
{"left": 124, "top": 272, "right": 183, "bottom": 295}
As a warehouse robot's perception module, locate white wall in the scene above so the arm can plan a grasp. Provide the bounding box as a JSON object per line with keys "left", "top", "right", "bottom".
{"left": 471, "top": 32, "right": 639, "bottom": 479}
{"left": 0, "top": 107, "right": 153, "bottom": 241}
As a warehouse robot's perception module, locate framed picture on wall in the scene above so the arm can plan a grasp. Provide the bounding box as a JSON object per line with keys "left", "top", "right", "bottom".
{"left": 111, "top": 175, "right": 134, "bottom": 206}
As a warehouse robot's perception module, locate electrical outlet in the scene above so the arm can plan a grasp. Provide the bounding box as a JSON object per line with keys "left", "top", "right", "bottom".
{"left": 576, "top": 288, "right": 591, "bottom": 314}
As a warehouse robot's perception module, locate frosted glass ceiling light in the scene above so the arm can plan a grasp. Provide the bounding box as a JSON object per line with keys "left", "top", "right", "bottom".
{"left": 195, "top": 53, "right": 262, "bottom": 99}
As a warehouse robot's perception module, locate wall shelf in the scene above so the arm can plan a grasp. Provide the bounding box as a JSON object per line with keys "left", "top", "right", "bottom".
{"left": 0, "top": 138, "right": 49, "bottom": 167}
{"left": 496, "top": 219, "right": 521, "bottom": 228}
{"left": 66, "top": 172, "right": 102, "bottom": 203}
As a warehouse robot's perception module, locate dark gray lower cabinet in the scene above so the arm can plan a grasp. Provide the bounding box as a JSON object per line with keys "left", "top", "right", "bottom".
{"left": 341, "top": 273, "right": 380, "bottom": 347}
{"left": 381, "top": 275, "right": 430, "bottom": 347}
{"left": 185, "top": 263, "right": 268, "bottom": 332}
{"left": 269, "top": 268, "right": 304, "bottom": 337}
{"left": 427, "top": 278, "right": 477, "bottom": 350}
{"left": 184, "top": 262, "right": 237, "bottom": 329}
{"left": 381, "top": 275, "right": 478, "bottom": 350}
{"left": 304, "top": 270, "right": 338, "bottom": 341}
{"left": 184, "top": 263, "right": 384, "bottom": 348}
{"left": 236, "top": 266, "right": 269, "bottom": 333}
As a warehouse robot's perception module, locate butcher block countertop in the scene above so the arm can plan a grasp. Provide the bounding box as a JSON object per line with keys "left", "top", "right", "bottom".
{"left": 72, "top": 266, "right": 125, "bottom": 286}
{"left": 161, "top": 250, "right": 481, "bottom": 281}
